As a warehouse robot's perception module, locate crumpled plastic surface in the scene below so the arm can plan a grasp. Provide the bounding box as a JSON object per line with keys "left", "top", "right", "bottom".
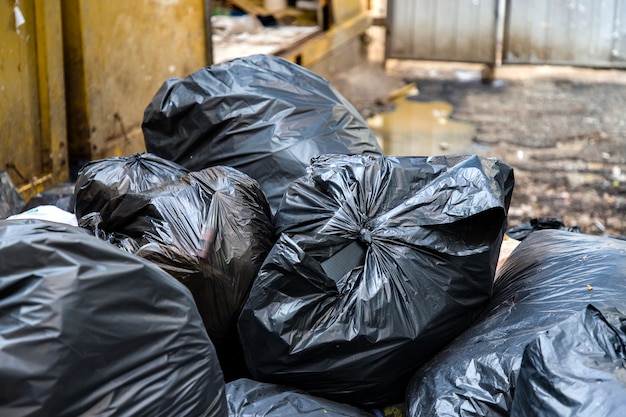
{"left": 0, "top": 219, "right": 228, "bottom": 417}
{"left": 92, "top": 166, "right": 274, "bottom": 380}
{"left": 0, "top": 170, "right": 24, "bottom": 219}
{"left": 238, "top": 154, "right": 514, "bottom": 406}
{"left": 142, "top": 54, "right": 383, "bottom": 213}
{"left": 510, "top": 305, "right": 626, "bottom": 417}
{"left": 73, "top": 153, "right": 189, "bottom": 219}
{"left": 226, "top": 378, "right": 375, "bottom": 417}
{"left": 406, "top": 229, "right": 626, "bottom": 417}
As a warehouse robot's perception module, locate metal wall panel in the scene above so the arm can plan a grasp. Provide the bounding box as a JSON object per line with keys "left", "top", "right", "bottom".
{"left": 386, "top": 0, "right": 499, "bottom": 64}
{"left": 504, "top": 0, "right": 626, "bottom": 67}
{"left": 1, "top": 0, "right": 68, "bottom": 200}
{"left": 62, "top": 0, "right": 208, "bottom": 162}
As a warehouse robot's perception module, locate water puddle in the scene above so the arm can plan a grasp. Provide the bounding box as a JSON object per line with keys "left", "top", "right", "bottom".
{"left": 367, "top": 97, "right": 476, "bottom": 156}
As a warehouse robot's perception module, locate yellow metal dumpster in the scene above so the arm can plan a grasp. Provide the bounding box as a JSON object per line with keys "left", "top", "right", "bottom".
{"left": 61, "top": 0, "right": 208, "bottom": 164}
{"left": 0, "top": 0, "right": 68, "bottom": 201}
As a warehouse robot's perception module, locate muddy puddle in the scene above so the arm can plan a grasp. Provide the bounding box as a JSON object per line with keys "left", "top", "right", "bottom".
{"left": 367, "top": 97, "right": 476, "bottom": 156}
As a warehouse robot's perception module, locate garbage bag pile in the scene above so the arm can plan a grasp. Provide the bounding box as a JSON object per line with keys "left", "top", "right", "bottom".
{"left": 142, "top": 53, "right": 383, "bottom": 213}
{"left": 17, "top": 53, "right": 614, "bottom": 416}
{"left": 238, "top": 153, "right": 514, "bottom": 406}
{"left": 226, "top": 378, "right": 375, "bottom": 417}
{"left": 74, "top": 156, "right": 275, "bottom": 380}
{"left": 0, "top": 220, "right": 228, "bottom": 417}
{"left": 406, "top": 229, "right": 626, "bottom": 417}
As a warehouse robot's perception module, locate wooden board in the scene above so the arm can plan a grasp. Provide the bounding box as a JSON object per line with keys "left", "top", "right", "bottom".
{"left": 213, "top": 25, "right": 321, "bottom": 64}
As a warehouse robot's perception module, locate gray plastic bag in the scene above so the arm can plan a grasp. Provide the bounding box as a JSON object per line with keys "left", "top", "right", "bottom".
{"left": 0, "top": 220, "right": 228, "bottom": 417}
{"left": 239, "top": 154, "right": 514, "bottom": 406}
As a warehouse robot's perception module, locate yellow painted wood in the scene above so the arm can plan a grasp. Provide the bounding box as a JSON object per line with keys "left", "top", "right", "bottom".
{"left": 280, "top": 11, "right": 371, "bottom": 67}
{"left": 1, "top": 0, "right": 68, "bottom": 201}
{"left": 62, "top": 0, "right": 208, "bottom": 162}
{"left": 34, "top": 0, "right": 69, "bottom": 188}
{"left": 331, "top": 0, "right": 365, "bottom": 26}
{"left": 1, "top": 0, "right": 41, "bottom": 189}
{"left": 229, "top": 0, "right": 269, "bottom": 16}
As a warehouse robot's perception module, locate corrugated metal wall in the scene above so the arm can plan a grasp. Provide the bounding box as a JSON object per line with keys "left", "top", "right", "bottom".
{"left": 503, "top": 0, "right": 626, "bottom": 67}
{"left": 386, "top": 0, "right": 499, "bottom": 64}
{"left": 387, "top": 0, "right": 626, "bottom": 69}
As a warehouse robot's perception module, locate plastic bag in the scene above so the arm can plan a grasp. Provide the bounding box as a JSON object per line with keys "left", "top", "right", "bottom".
{"left": 8, "top": 205, "right": 77, "bottom": 226}
{"left": 142, "top": 54, "right": 383, "bottom": 213}
{"left": 0, "top": 170, "right": 24, "bottom": 219}
{"left": 226, "top": 378, "right": 375, "bottom": 417}
{"left": 510, "top": 305, "right": 626, "bottom": 417}
{"left": 0, "top": 219, "right": 227, "bottom": 417}
{"left": 406, "top": 229, "right": 626, "bottom": 417}
{"left": 94, "top": 166, "right": 274, "bottom": 380}
{"left": 238, "top": 154, "right": 514, "bottom": 406}
{"left": 73, "top": 153, "right": 189, "bottom": 219}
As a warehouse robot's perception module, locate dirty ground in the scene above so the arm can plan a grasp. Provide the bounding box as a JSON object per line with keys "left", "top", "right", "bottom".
{"left": 328, "top": 29, "right": 626, "bottom": 239}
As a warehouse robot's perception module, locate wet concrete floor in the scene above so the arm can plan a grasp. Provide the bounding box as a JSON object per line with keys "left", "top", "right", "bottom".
{"left": 367, "top": 97, "right": 476, "bottom": 156}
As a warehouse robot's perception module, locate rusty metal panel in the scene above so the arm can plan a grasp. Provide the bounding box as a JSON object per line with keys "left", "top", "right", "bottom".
{"left": 504, "top": 0, "right": 626, "bottom": 67}
{"left": 386, "top": 0, "right": 499, "bottom": 64}
{"left": 62, "top": 0, "right": 208, "bottom": 162}
{"left": 1, "top": 0, "right": 68, "bottom": 200}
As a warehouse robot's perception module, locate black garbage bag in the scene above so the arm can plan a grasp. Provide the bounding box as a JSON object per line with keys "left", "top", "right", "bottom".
{"left": 510, "top": 305, "right": 626, "bottom": 417}
{"left": 406, "top": 229, "right": 626, "bottom": 417}
{"left": 505, "top": 216, "right": 581, "bottom": 240}
{"left": 238, "top": 154, "right": 514, "bottom": 406}
{"left": 0, "top": 171, "right": 24, "bottom": 219}
{"left": 73, "top": 153, "right": 189, "bottom": 219}
{"left": 226, "top": 378, "right": 375, "bottom": 417}
{"left": 24, "top": 182, "right": 75, "bottom": 213}
{"left": 94, "top": 166, "right": 274, "bottom": 380}
{"left": 142, "top": 54, "right": 383, "bottom": 213}
{"left": 0, "top": 219, "right": 228, "bottom": 417}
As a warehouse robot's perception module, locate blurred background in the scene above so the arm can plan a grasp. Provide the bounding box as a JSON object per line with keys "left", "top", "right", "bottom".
{"left": 1, "top": 0, "right": 625, "bottom": 236}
